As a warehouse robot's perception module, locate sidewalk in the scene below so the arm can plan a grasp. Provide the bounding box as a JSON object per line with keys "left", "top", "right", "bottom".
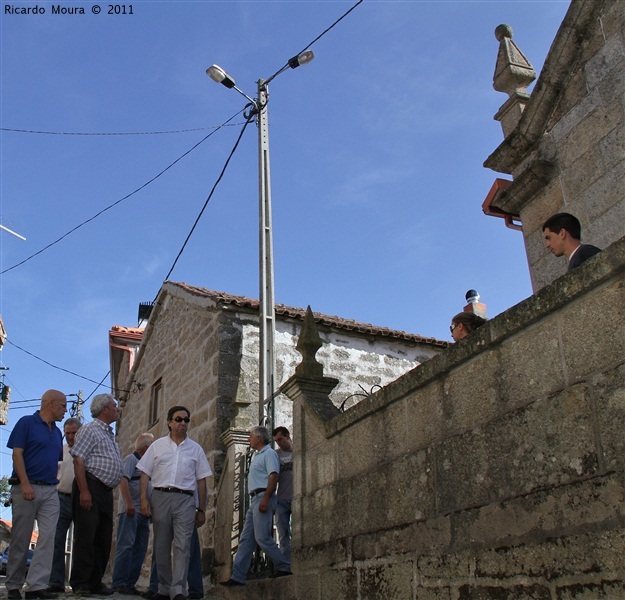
{"left": 0, "top": 588, "right": 222, "bottom": 600}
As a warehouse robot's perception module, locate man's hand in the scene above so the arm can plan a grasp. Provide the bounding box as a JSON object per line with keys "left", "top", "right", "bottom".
{"left": 125, "top": 505, "right": 136, "bottom": 517}
{"left": 21, "top": 483, "right": 35, "bottom": 502}
{"left": 195, "top": 511, "right": 206, "bottom": 528}
{"left": 140, "top": 497, "right": 151, "bottom": 518}
{"left": 258, "top": 496, "right": 269, "bottom": 513}
{"left": 79, "top": 489, "right": 93, "bottom": 511}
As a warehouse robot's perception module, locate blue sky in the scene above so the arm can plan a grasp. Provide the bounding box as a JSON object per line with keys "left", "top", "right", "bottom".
{"left": 0, "top": 0, "right": 570, "bottom": 492}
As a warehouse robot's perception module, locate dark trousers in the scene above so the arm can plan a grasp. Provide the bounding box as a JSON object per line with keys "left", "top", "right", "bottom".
{"left": 49, "top": 493, "right": 73, "bottom": 587}
{"left": 69, "top": 476, "right": 113, "bottom": 591}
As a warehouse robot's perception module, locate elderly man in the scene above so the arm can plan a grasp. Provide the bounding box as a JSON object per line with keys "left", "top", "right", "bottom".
{"left": 6, "top": 389, "right": 67, "bottom": 600}
{"left": 112, "top": 433, "right": 154, "bottom": 595}
{"left": 221, "top": 426, "right": 291, "bottom": 587}
{"left": 138, "top": 406, "right": 211, "bottom": 600}
{"left": 47, "top": 417, "right": 82, "bottom": 594}
{"left": 69, "top": 394, "right": 122, "bottom": 596}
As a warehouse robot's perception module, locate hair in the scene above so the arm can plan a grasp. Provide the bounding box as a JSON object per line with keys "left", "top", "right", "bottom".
{"left": 167, "top": 406, "right": 190, "bottom": 421}
{"left": 63, "top": 417, "right": 82, "bottom": 430}
{"left": 451, "top": 312, "right": 487, "bottom": 334}
{"left": 250, "top": 426, "right": 272, "bottom": 446}
{"left": 90, "top": 393, "right": 114, "bottom": 417}
{"left": 272, "top": 426, "right": 290, "bottom": 438}
{"left": 542, "top": 212, "right": 582, "bottom": 240}
{"left": 135, "top": 433, "right": 155, "bottom": 451}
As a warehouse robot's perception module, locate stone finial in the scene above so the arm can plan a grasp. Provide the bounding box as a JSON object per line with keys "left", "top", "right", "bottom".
{"left": 493, "top": 24, "right": 537, "bottom": 138}
{"left": 295, "top": 306, "right": 324, "bottom": 378}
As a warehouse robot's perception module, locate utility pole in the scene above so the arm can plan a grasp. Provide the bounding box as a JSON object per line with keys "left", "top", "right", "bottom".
{"left": 76, "top": 389, "right": 83, "bottom": 420}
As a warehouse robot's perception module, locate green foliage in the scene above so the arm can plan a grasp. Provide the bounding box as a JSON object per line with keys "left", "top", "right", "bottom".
{"left": 0, "top": 476, "right": 11, "bottom": 506}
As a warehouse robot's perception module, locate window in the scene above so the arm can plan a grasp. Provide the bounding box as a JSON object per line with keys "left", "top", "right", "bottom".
{"left": 149, "top": 379, "right": 162, "bottom": 428}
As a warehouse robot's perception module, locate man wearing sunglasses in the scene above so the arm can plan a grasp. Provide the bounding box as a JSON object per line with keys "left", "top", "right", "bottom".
{"left": 137, "top": 406, "right": 212, "bottom": 600}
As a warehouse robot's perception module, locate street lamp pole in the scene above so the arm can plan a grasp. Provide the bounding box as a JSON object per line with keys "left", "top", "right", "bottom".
{"left": 206, "top": 51, "right": 313, "bottom": 430}
{"left": 256, "top": 78, "right": 276, "bottom": 430}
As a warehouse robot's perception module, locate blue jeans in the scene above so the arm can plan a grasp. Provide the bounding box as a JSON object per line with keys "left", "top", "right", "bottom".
{"left": 111, "top": 512, "right": 150, "bottom": 589}
{"left": 275, "top": 499, "right": 291, "bottom": 563}
{"left": 231, "top": 495, "right": 290, "bottom": 583}
{"left": 49, "top": 493, "right": 73, "bottom": 588}
{"left": 149, "top": 528, "right": 203, "bottom": 596}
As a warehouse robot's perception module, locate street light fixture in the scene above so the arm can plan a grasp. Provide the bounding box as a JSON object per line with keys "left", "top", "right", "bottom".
{"left": 206, "top": 51, "right": 314, "bottom": 431}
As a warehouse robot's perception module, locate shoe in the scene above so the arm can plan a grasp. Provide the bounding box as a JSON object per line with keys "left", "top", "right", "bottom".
{"left": 72, "top": 591, "right": 91, "bottom": 597}
{"left": 25, "top": 592, "right": 58, "bottom": 600}
{"left": 46, "top": 587, "right": 65, "bottom": 594}
{"left": 127, "top": 589, "right": 140, "bottom": 596}
{"left": 139, "top": 593, "right": 155, "bottom": 600}
{"left": 274, "top": 570, "right": 293, "bottom": 578}
{"left": 8, "top": 590, "right": 22, "bottom": 600}
{"left": 188, "top": 595, "right": 203, "bottom": 599}
{"left": 113, "top": 589, "right": 135, "bottom": 596}
{"left": 220, "top": 579, "right": 245, "bottom": 587}
{"left": 90, "top": 586, "right": 114, "bottom": 596}
{"left": 172, "top": 595, "right": 186, "bottom": 600}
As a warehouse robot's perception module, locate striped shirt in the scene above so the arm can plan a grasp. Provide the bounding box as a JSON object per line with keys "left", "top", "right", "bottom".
{"left": 71, "top": 418, "right": 123, "bottom": 488}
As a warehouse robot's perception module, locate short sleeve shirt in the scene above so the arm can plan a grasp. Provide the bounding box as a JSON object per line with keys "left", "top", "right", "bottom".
{"left": 137, "top": 435, "right": 212, "bottom": 491}
{"left": 248, "top": 444, "right": 280, "bottom": 492}
{"left": 118, "top": 451, "right": 151, "bottom": 513}
{"left": 7, "top": 412, "right": 63, "bottom": 484}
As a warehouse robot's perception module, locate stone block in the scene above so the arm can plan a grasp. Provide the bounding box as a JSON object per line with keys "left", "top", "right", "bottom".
{"left": 556, "top": 102, "right": 622, "bottom": 170}
{"left": 319, "top": 567, "right": 358, "bottom": 600}
{"left": 556, "top": 580, "right": 625, "bottom": 599}
{"left": 559, "top": 147, "right": 606, "bottom": 205}
{"left": 335, "top": 413, "right": 387, "bottom": 481}
{"left": 457, "top": 584, "right": 551, "bottom": 599}
{"left": 293, "top": 572, "right": 320, "bottom": 600}
{"left": 418, "top": 549, "right": 474, "bottom": 580}
{"left": 572, "top": 159, "right": 625, "bottom": 223}
{"left": 405, "top": 381, "right": 446, "bottom": 451}
{"left": 451, "top": 474, "right": 625, "bottom": 550}
{"left": 440, "top": 352, "right": 500, "bottom": 437}
{"left": 359, "top": 561, "right": 414, "bottom": 600}
{"left": 473, "top": 527, "right": 625, "bottom": 582}
{"left": 519, "top": 179, "right": 564, "bottom": 238}
{"left": 551, "top": 89, "right": 600, "bottom": 143}
{"left": 599, "top": 123, "right": 625, "bottom": 172}
{"left": 585, "top": 33, "right": 625, "bottom": 90}
{"left": 497, "top": 318, "right": 565, "bottom": 408}
{"left": 592, "top": 363, "right": 625, "bottom": 471}
{"left": 352, "top": 515, "right": 451, "bottom": 562}
{"left": 292, "top": 538, "right": 349, "bottom": 569}
{"left": 598, "top": 2, "right": 625, "bottom": 39}
{"left": 559, "top": 280, "right": 625, "bottom": 380}
{"left": 435, "top": 387, "right": 597, "bottom": 514}
{"left": 415, "top": 587, "right": 452, "bottom": 600}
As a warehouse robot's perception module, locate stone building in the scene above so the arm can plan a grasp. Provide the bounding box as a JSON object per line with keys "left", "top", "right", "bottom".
{"left": 483, "top": 0, "right": 624, "bottom": 291}
{"left": 109, "top": 281, "right": 446, "bottom": 582}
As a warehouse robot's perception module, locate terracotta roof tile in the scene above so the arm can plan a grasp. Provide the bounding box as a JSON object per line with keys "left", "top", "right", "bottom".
{"left": 167, "top": 281, "right": 448, "bottom": 347}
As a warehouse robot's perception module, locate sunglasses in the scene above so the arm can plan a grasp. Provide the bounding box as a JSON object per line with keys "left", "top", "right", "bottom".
{"left": 171, "top": 417, "right": 190, "bottom": 423}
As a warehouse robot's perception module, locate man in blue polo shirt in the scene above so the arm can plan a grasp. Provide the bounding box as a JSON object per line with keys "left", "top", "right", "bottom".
{"left": 6, "top": 389, "right": 67, "bottom": 600}
{"left": 221, "top": 426, "right": 291, "bottom": 587}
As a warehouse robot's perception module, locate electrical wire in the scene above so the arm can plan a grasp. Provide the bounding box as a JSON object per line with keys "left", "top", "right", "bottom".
{"left": 4, "top": 339, "right": 108, "bottom": 386}
{"left": 1, "top": 109, "right": 244, "bottom": 275}
{"left": 264, "top": 0, "right": 365, "bottom": 85}
{"left": 161, "top": 109, "right": 255, "bottom": 284}
{"left": 1, "top": 123, "right": 244, "bottom": 136}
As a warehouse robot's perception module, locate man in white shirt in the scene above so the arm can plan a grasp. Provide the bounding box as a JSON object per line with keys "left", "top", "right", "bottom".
{"left": 138, "top": 406, "right": 212, "bottom": 600}
{"left": 47, "top": 418, "right": 82, "bottom": 593}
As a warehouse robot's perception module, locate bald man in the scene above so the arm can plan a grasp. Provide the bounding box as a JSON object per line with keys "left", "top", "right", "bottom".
{"left": 6, "top": 390, "right": 67, "bottom": 600}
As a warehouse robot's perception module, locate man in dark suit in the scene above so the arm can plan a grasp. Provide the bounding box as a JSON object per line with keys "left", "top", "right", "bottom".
{"left": 542, "top": 212, "right": 601, "bottom": 271}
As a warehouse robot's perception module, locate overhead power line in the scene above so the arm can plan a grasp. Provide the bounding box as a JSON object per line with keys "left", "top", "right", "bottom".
{"left": 4, "top": 339, "right": 108, "bottom": 386}
{"left": 1, "top": 123, "right": 244, "bottom": 136}
{"left": 1, "top": 109, "right": 244, "bottom": 275}
{"left": 161, "top": 110, "right": 256, "bottom": 284}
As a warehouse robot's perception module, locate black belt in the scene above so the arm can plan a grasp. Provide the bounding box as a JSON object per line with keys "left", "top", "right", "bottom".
{"left": 250, "top": 488, "right": 266, "bottom": 498}
{"left": 154, "top": 487, "right": 193, "bottom": 497}
{"left": 86, "top": 472, "right": 113, "bottom": 491}
{"left": 58, "top": 491, "right": 72, "bottom": 497}
{"left": 31, "top": 481, "right": 55, "bottom": 486}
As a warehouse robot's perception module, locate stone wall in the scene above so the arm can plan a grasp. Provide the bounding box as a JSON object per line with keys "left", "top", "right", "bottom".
{"left": 486, "top": 0, "right": 625, "bottom": 292}
{"left": 288, "top": 236, "right": 625, "bottom": 599}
